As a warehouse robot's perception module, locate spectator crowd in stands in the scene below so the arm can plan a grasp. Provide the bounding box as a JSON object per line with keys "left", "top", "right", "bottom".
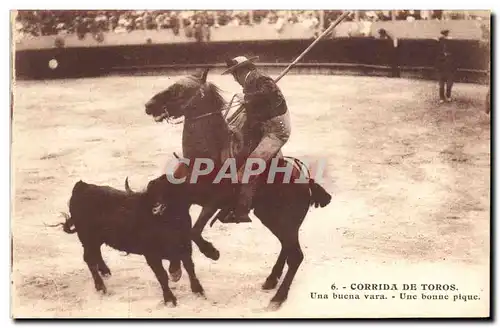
{"left": 15, "top": 10, "right": 489, "bottom": 41}
{"left": 16, "top": 11, "right": 183, "bottom": 38}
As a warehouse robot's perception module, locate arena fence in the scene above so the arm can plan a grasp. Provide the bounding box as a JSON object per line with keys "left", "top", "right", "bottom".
{"left": 14, "top": 37, "right": 490, "bottom": 83}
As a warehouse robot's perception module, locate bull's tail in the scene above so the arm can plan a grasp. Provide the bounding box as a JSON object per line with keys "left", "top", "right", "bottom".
{"left": 284, "top": 156, "right": 332, "bottom": 208}
{"left": 44, "top": 212, "right": 76, "bottom": 234}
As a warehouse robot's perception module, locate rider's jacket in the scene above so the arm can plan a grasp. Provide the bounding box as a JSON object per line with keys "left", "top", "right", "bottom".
{"left": 242, "top": 70, "right": 288, "bottom": 123}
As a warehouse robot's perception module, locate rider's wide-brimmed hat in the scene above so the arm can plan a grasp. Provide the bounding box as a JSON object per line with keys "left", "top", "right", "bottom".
{"left": 221, "top": 56, "right": 259, "bottom": 75}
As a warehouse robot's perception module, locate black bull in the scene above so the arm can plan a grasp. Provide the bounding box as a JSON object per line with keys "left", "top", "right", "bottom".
{"left": 51, "top": 180, "right": 204, "bottom": 306}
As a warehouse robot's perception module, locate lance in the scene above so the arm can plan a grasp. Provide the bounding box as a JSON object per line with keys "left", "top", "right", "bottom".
{"left": 227, "top": 10, "right": 353, "bottom": 123}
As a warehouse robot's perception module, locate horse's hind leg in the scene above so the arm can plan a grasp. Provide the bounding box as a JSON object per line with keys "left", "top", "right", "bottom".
{"left": 269, "top": 235, "right": 303, "bottom": 309}
{"left": 269, "top": 239, "right": 304, "bottom": 309}
{"left": 262, "top": 247, "right": 286, "bottom": 290}
{"left": 259, "top": 212, "right": 305, "bottom": 310}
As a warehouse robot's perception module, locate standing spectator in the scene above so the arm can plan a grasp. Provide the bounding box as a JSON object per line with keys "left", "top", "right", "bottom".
{"left": 396, "top": 10, "right": 409, "bottom": 20}
{"left": 378, "top": 28, "right": 400, "bottom": 77}
{"left": 435, "top": 30, "right": 456, "bottom": 103}
{"left": 109, "top": 14, "right": 118, "bottom": 31}
{"left": 155, "top": 12, "right": 165, "bottom": 30}
{"left": 203, "top": 23, "right": 210, "bottom": 41}
{"left": 55, "top": 21, "right": 67, "bottom": 35}
{"left": 228, "top": 15, "right": 241, "bottom": 26}
{"left": 406, "top": 10, "right": 416, "bottom": 22}
{"left": 184, "top": 20, "right": 194, "bottom": 38}
{"left": 288, "top": 12, "right": 299, "bottom": 24}
{"left": 193, "top": 17, "right": 204, "bottom": 42}
{"left": 95, "top": 12, "right": 108, "bottom": 31}
{"left": 358, "top": 12, "right": 376, "bottom": 37}
{"left": 433, "top": 10, "right": 443, "bottom": 20}
{"left": 265, "top": 11, "right": 278, "bottom": 24}
{"left": 40, "top": 11, "right": 56, "bottom": 35}
{"left": 134, "top": 15, "right": 143, "bottom": 30}
{"left": 303, "top": 12, "right": 319, "bottom": 30}
{"left": 380, "top": 11, "right": 392, "bottom": 21}
{"left": 143, "top": 12, "right": 155, "bottom": 30}
{"left": 14, "top": 19, "right": 26, "bottom": 40}
{"left": 170, "top": 12, "right": 180, "bottom": 35}
{"left": 125, "top": 13, "right": 134, "bottom": 32}
{"left": 420, "top": 10, "right": 431, "bottom": 20}
{"left": 75, "top": 16, "right": 87, "bottom": 39}
{"left": 275, "top": 14, "right": 286, "bottom": 33}
{"left": 114, "top": 14, "right": 127, "bottom": 33}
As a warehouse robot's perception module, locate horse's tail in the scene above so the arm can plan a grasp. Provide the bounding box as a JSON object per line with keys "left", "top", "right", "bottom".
{"left": 308, "top": 179, "right": 332, "bottom": 208}
{"left": 44, "top": 212, "right": 77, "bottom": 234}
{"left": 284, "top": 156, "right": 332, "bottom": 208}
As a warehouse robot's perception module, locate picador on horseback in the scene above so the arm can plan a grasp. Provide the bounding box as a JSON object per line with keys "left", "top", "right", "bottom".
{"left": 141, "top": 53, "right": 332, "bottom": 308}
{"left": 134, "top": 13, "right": 350, "bottom": 306}
{"left": 221, "top": 56, "right": 292, "bottom": 223}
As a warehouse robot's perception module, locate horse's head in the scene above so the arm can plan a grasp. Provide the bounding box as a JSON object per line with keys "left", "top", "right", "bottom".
{"left": 145, "top": 68, "right": 224, "bottom": 123}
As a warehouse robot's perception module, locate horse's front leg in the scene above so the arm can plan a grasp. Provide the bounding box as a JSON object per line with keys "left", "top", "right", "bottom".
{"left": 192, "top": 205, "right": 220, "bottom": 260}
{"left": 168, "top": 206, "right": 220, "bottom": 282}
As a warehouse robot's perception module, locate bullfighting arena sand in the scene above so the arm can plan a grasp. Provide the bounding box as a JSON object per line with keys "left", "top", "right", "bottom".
{"left": 11, "top": 74, "right": 490, "bottom": 318}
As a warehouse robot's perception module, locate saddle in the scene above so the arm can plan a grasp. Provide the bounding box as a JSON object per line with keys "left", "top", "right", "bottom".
{"left": 173, "top": 109, "right": 289, "bottom": 225}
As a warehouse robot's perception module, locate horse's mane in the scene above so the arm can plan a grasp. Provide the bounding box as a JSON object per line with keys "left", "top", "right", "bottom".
{"left": 201, "top": 82, "right": 227, "bottom": 115}
{"left": 181, "top": 79, "right": 234, "bottom": 161}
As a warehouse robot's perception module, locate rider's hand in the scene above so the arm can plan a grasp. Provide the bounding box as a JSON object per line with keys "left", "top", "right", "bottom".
{"left": 235, "top": 93, "right": 246, "bottom": 104}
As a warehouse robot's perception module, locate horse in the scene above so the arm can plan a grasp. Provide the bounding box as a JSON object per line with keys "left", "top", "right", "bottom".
{"left": 131, "top": 68, "right": 332, "bottom": 309}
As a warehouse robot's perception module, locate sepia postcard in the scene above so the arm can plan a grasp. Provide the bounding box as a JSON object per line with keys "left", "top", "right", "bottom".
{"left": 11, "top": 9, "right": 491, "bottom": 319}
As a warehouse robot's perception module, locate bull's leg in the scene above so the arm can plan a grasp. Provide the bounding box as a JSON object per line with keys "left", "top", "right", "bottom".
{"left": 192, "top": 206, "right": 220, "bottom": 260}
{"left": 181, "top": 255, "right": 204, "bottom": 296}
{"left": 83, "top": 246, "right": 107, "bottom": 294}
{"left": 145, "top": 255, "right": 177, "bottom": 306}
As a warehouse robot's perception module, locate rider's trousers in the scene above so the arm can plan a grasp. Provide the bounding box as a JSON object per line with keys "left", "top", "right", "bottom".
{"left": 235, "top": 111, "right": 291, "bottom": 214}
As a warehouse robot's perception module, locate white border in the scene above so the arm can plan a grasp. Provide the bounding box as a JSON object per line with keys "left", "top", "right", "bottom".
{"left": 4, "top": 2, "right": 498, "bottom": 327}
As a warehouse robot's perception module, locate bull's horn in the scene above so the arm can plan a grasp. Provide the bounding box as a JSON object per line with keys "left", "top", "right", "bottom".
{"left": 125, "top": 177, "right": 134, "bottom": 194}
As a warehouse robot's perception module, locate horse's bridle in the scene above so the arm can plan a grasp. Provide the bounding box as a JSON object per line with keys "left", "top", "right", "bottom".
{"left": 160, "top": 83, "right": 210, "bottom": 125}
{"left": 161, "top": 83, "right": 240, "bottom": 125}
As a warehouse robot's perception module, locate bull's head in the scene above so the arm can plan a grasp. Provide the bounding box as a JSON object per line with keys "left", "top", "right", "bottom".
{"left": 123, "top": 177, "right": 166, "bottom": 216}
{"left": 148, "top": 174, "right": 189, "bottom": 217}
{"left": 126, "top": 174, "right": 188, "bottom": 217}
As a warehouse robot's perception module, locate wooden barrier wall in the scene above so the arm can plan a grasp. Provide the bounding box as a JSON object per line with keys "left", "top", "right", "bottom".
{"left": 14, "top": 37, "right": 490, "bottom": 83}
